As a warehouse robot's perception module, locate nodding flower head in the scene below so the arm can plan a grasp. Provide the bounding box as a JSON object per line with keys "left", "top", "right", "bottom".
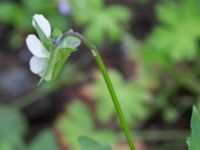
{"left": 26, "top": 14, "right": 52, "bottom": 81}
{"left": 26, "top": 14, "right": 81, "bottom": 82}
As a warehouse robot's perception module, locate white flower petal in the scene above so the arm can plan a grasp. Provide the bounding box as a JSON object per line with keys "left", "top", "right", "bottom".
{"left": 29, "top": 56, "right": 48, "bottom": 74}
{"left": 26, "top": 34, "right": 49, "bottom": 58}
{"left": 32, "top": 14, "right": 51, "bottom": 37}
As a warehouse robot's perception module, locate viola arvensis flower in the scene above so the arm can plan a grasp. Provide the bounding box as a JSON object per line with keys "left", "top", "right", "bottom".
{"left": 26, "top": 14, "right": 81, "bottom": 82}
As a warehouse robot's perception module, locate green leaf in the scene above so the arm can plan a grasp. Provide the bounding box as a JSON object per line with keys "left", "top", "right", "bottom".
{"left": 91, "top": 70, "right": 151, "bottom": 127}
{"left": 0, "top": 106, "right": 27, "bottom": 140}
{"left": 107, "top": 5, "right": 132, "bottom": 22}
{"left": 187, "top": 106, "right": 200, "bottom": 150}
{"left": 157, "top": 2, "right": 179, "bottom": 26}
{"left": 147, "top": 0, "right": 200, "bottom": 62}
{"left": 83, "top": 12, "right": 122, "bottom": 45}
{"left": 0, "top": 105, "right": 27, "bottom": 150}
{"left": 84, "top": 20, "right": 105, "bottom": 45}
{"left": 29, "top": 129, "right": 59, "bottom": 150}
{"left": 69, "top": 0, "right": 103, "bottom": 12}
{"left": 24, "top": 0, "right": 69, "bottom": 29}
{"left": 0, "top": 0, "right": 69, "bottom": 31}
{"left": 0, "top": 141, "right": 13, "bottom": 150}
{"left": 68, "top": 0, "right": 132, "bottom": 45}
{"left": 56, "top": 100, "right": 116, "bottom": 150}
{"left": 23, "top": 0, "right": 50, "bottom": 12}
{"left": 79, "top": 136, "right": 113, "bottom": 150}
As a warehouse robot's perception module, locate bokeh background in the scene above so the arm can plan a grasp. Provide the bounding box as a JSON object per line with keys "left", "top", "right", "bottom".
{"left": 0, "top": 0, "right": 199, "bottom": 149}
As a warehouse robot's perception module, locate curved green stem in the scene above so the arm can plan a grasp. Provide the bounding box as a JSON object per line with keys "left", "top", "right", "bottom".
{"left": 94, "top": 51, "right": 136, "bottom": 150}
{"left": 59, "top": 32, "right": 136, "bottom": 150}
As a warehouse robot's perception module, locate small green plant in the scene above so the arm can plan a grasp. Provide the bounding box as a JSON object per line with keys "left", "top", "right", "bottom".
{"left": 147, "top": 0, "right": 200, "bottom": 61}
{"left": 187, "top": 106, "right": 200, "bottom": 150}
{"left": 0, "top": 106, "right": 27, "bottom": 150}
{"left": 90, "top": 70, "right": 152, "bottom": 127}
{"left": 0, "top": 105, "right": 60, "bottom": 150}
{"left": 56, "top": 100, "right": 116, "bottom": 150}
{"left": 0, "top": 0, "right": 69, "bottom": 49}
{"left": 29, "top": 129, "right": 59, "bottom": 150}
{"left": 67, "top": 0, "right": 132, "bottom": 45}
{"left": 26, "top": 14, "right": 136, "bottom": 150}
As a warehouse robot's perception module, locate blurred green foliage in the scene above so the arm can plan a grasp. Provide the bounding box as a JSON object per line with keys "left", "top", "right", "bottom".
{"left": 0, "top": 0, "right": 132, "bottom": 50}
{"left": 0, "top": 0, "right": 69, "bottom": 49}
{"left": 90, "top": 70, "right": 152, "bottom": 127}
{"left": 56, "top": 100, "right": 116, "bottom": 150}
{"left": 79, "top": 136, "right": 113, "bottom": 150}
{"left": 137, "top": 0, "right": 200, "bottom": 125}
{"left": 147, "top": 0, "right": 200, "bottom": 62}
{"left": 68, "top": 0, "right": 132, "bottom": 45}
{"left": 0, "top": 106, "right": 59, "bottom": 150}
{"left": 0, "top": 106, "right": 27, "bottom": 150}
{"left": 0, "top": 0, "right": 68, "bottom": 30}
{"left": 187, "top": 106, "right": 200, "bottom": 150}
{"left": 29, "top": 129, "right": 59, "bottom": 150}
{"left": 0, "top": 0, "right": 200, "bottom": 149}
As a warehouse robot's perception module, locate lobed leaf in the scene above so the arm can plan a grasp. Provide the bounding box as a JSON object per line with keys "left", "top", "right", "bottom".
{"left": 68, "top": 0, "right": 132, "bottom": 45}
{"left": 91, "top": 70, "right": 152, "bottom": 127}
{"left": 56, "top": 100, "right": 116, "bottom": 150}
{"left": 147, "top": 0, "right": 200, "bottom": 62}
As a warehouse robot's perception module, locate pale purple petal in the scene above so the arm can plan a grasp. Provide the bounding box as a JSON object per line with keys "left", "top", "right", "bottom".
{"left": 58, "top": 2, "right": 71, "bottom": 15}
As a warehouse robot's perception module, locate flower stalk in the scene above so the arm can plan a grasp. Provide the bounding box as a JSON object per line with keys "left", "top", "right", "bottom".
{"left": 58, "top": 32, "right": 136, "bottom": 150}
{"left": 26, "top": 14, "right": 136, "bottom": 150}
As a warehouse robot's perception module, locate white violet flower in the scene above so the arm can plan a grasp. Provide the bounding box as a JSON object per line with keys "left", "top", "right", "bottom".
{"left": 26, "top": 14, "right": 51, "bottom": 81}
{"left": 26, "top": 14, "right": 81, "bottom": 81}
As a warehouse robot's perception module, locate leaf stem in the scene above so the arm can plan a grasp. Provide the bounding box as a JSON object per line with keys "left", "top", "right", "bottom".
{"left": 59, "top": 32, "right": 136, "bottom": 150}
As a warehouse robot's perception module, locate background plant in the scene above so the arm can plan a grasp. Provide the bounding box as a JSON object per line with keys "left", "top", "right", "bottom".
{"left": 0, "top": 0, "right": 199, "bottom": 149}
{"left": 0, "top": 0, "right": 69, "bottom": 49}
{"left": 90, "top": 70, "right": 152, "bottom": 127}
{"left": 187, "top": 106, "right": 200, "bottom": 150}
{"left": 67, "top": 0, "right": 132, "bottom": 45}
